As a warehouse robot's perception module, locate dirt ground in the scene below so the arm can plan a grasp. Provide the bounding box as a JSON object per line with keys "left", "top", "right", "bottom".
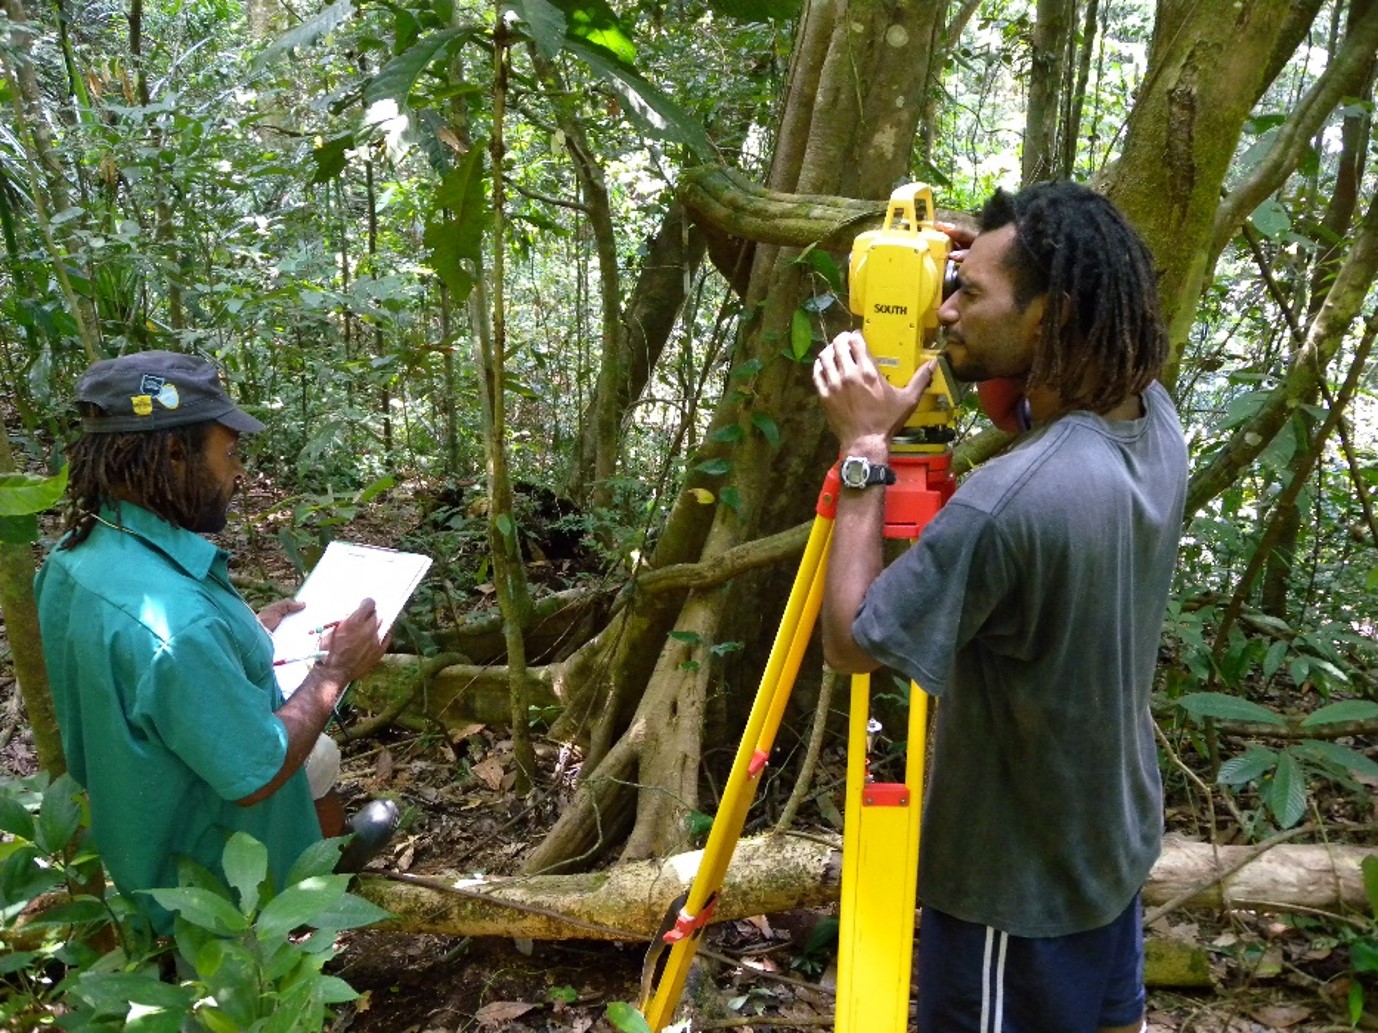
{"left": 3, "top": 469, "right": 1376, "bottom": 1032}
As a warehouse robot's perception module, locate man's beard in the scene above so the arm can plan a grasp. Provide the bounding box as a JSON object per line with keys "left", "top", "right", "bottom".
{"left": 179, "top": 465, "right": 235, "bottom": 534}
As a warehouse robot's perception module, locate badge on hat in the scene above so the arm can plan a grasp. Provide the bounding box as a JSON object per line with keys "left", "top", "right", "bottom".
{"left": 133, "top": 373, "right": 180, "bottom": 416}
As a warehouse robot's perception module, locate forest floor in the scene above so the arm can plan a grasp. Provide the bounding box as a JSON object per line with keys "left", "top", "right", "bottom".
{"left": 2, "top": 465, "right": 1377, "bottom": 1032}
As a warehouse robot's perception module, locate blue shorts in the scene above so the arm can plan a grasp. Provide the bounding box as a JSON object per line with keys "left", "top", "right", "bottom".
{"left": 915, "top": 893, "right": 1145, "bottom": 1033}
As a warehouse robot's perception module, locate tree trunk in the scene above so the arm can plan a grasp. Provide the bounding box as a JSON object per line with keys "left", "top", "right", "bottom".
{"left": 358, "top": 834, "right": 1378, "bottom": 940}
{"left": 1101, "top": 0, "right": 1323, "bottom": 387}
{"left": 0, "top": 424, "right": 63, "bottom": 776}
{"left": 1023, "top": 0, "right": 1075, "bottom": 185}
{"left": 525, "top": 0, "right": 951, "bottom": 872}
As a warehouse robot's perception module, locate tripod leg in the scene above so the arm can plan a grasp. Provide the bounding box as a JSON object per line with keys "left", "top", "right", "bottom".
{"left": 835, "top": 675, "right": 928, "bottom": 1032}
{"left": 641, "top": 515, "right": 834, "bottom": 1029}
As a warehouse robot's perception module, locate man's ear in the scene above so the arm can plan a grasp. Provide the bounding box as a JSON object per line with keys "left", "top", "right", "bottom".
{"left": 167, "top": 435, "right": 189, "bottom": 464}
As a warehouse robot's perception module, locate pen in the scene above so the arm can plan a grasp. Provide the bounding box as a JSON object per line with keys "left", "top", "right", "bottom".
{"left": 273, "top": 650, "right": 329, "bottom": 667}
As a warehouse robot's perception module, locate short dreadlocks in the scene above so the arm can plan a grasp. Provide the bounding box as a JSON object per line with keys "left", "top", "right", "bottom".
{"left": 60, "top": 407, "right": 215, "bottom": 548}
{"left": 978, "top": 181, "right": 1167, "bottom": 415}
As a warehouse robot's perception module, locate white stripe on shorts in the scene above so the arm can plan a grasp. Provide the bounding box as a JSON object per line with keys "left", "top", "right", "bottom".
{"left": 981, "top": 926, "right": 1009, "bottom": 1032}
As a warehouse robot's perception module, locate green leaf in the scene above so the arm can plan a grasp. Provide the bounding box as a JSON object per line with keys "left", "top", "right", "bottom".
{"left": 0, "top": 466, "right": 68, "bottom": 516}
{"left": 796, "top": 245, "right": 842, "bottom": 293}
{"left": 0, "top": 514, "right": 38, "bottom": 544}
{"left": 549, "top": 0, "right": 636, "bottom": 63}
{"left": 495, "top": 512, "right": 516, "bottom": 542}
{"left": 146, "top": 887, "right": 250, "bottom": 936}
{"left": 684, "top": 810, "right": 714, "bottom": 838}
{"left": 1261, "top": 639, "right": 1288, "bottom": 679}
{"left": 720, "top": 486, "right": 741, "bottom": 512}
{"left": 35, "top": 773, "right": 83, "bottom": 855}
{"left": 1220, "top": 390, "right": 1269, "bottom": 431}
{"left": 1175, "top": 692, "right": 1287, "bottom": 726}
{"left": 1265, "top": 750, "right": 1307, "bottom": 829}
{"left": 25, "top": 895, "right": 109, "bottom": 927}
{"left": 606, "top": 1001, "right": 653, "bottom": 1033}
{"left": 1361, "top": 856, "right": 1378, "bottom": 920}
{"left": 0, "top": 950, "right": 39, "bottom": 975}
{"left": 709, "top": 424, "right": 744, "bottom": 444}
{"left": 1249, "top": 198, "right": 1291, "bottom": 239}
{"left": 313, "top": 973, "right": 362, "bottom": 1003}
{"left": 309, "top": 133, "right": 354, "bottom": 185}
{"left": 310, "top": 891, "right": 395, "bottom": 932}
{"left": 1216, "top": 746, "right": 1277, "bottom": 786}
{"left": 355, "top": 474, "right": 397, "bottom": 506}
{"left": 424, "top": 145, "right": 490, "bottom": 301}
{"left": 564, "top": 39, "right": 713, "bottom": 160}
{"left": 668, "top": 630, "right": 701, "bottom": 644}
{"left": 695, "top": 458, "right": 731, "bottom": 477}
{"left": 505, "top": 0, "right": 567, "bottom": 59}
{"left": 222, "top": 832, "right": 269, "bottom": 917}
{"left": 255, "top": 0, "right": 355, "bottom": 66}
{"left": 255, "top": 875, "right": 351, "bottom": 943}
{"left": 0, "top": 793, "right": 35, "bottom": 842}
{"left": 750, "top": 412, "right": 781, "bottom": 448}
{"left": 1295, "top": 739, "right": 1378, "bottom": 778}
{"left": 1351, "top": 936, "right": 1378, "bottom": 974}
{"left": 364, "top": 28, "right": 465, "bottom": 106}
{"left": 286, "top": 837, "right": 347, "bottom": 884}
{"left": 789, "top": 308, "right": 812, "bottom": 360}
{"left": 1300, "top": 699, "right": 1378, "bottom": 729}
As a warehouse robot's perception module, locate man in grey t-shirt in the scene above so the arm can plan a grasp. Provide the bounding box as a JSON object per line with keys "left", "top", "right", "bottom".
{"left": 813, "top": 181, "right": 1186, "bottom": 1033}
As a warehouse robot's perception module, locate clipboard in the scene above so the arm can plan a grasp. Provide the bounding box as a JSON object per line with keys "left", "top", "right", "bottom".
{"left": 272, "top": 540, "right": 432, "bottom": 696}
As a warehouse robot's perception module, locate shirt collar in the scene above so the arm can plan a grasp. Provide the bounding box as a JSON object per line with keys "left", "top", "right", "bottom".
{"left": 97, "top": 502, "right": 222, "bottom": 581}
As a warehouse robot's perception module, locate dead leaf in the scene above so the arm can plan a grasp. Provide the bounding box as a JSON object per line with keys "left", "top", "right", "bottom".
{"left": 1247, "top": 1003, "right": 1311, "bottom": 1027}
{"left": 743, "top": 914, "right": 773, "bottom": 938}
{"left": 473, "top": 756, "right": 505, "bottom": 790}
{"left": 374, "top": 748, "right": 394, "bottom": 781}
{"left": 475, "top": 1001, "right": 538, "bottom": 1025}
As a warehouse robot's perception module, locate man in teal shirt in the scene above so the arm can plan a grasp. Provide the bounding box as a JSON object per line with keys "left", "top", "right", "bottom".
{"left": 36, "top": 350, "right": 393, "bottom": 933}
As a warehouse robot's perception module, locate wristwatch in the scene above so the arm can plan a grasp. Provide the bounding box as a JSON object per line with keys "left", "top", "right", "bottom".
{"left": 839, "top": 455, "right": 897, "bottom": 490}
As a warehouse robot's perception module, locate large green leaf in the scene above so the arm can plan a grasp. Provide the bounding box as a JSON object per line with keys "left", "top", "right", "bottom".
{"left": 1216, "top": 746, "right": 1277, "bottom": 786}
{"left": 424, "top": 145, "right": 489, "bottom": 301}
{"left": 311, "top": 891, "right": 395, "bottom": 933}
{"left": 256, "top": 875, "right": 351, "bottom": 943}
{"left": 548, "top": 0, "right": 635, "bottom": 62}
{"left": 255, "top": 0, "right": 355, "bottom": 67}
{"left": 0, "top": 793, "right": 35, "bottom": 842}
{"left": 1174, "top": 692, "right": 1287, "bottom": 726}
{"left": 363, "top": 28, "right": 467, "bottom": 107}
{"left": 0, "top": 466, "right": 68, "bottom": 516}
{"left": 1300, "top": 699, "right": 1378, "bottom": 729}
{"left": 564, "top": 38, "right": 714, "bottom": 160}
{"left": 504, "top": 0, "right": 567, "bottom": 60}
{"left": 34, "top": 773, "right": 82, "bottom": 855}
{"left": 1295, "top": 739, "right": 1378, "bottom": 778}
{"left": 1265, "top": 750, "right": 1307, "bottom": 829}
{"left": 147, "top": 887, "right": 250, "bottom": 936}
{"left": 222, "top": 832, "right": 269, "bottom": 917}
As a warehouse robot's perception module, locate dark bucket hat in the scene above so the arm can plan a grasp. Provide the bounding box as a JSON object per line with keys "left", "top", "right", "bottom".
{"left": 77, "top": 350, "right": 266, "bottom": 435}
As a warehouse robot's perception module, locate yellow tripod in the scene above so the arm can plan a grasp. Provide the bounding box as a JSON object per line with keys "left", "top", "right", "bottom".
{"left": 641, "top": 181, "right": 958, "bottom": 1029}
{"left": 640, "top": 452, "right": 955, "bottom": 1030}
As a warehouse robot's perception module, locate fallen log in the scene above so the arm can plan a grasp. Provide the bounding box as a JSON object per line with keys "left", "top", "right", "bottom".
{"left": 355, "top": 831, "right": 1378, "bottom": 941}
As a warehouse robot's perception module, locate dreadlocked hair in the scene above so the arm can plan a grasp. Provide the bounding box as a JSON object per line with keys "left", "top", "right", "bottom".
{"left": 60, "top": 409, "right": 215, "bottom": 548}
{"left": 978, "top": 180, "right": 1167, "bottom": 415}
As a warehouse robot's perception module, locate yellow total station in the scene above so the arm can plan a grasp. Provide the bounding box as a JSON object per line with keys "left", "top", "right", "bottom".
{"left": 847, "top": 183, "right": 961, "bottom": 452}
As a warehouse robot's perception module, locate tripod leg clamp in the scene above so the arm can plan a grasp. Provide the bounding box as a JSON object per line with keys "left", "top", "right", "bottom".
{"left": 663, "top": 892, "right": 719, "bottom": 943}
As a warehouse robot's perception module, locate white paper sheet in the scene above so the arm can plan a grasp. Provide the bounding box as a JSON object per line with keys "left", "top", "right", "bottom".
{"left": 272, "top": 540, "right": 432, "bottom": 696}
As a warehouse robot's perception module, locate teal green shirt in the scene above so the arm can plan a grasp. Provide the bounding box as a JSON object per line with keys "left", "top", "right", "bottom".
{"left": 35, "top": 503, "right": 319, "bottom": 932}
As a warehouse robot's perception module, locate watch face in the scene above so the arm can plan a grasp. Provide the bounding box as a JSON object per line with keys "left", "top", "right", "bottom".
{"left": 840, "top": 457, "right": 869, "bottom": 488}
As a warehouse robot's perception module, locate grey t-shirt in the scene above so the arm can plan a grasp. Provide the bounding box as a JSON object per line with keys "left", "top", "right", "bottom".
{"left": 853, "top": 381, "right": 1187, "bottom": 937}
